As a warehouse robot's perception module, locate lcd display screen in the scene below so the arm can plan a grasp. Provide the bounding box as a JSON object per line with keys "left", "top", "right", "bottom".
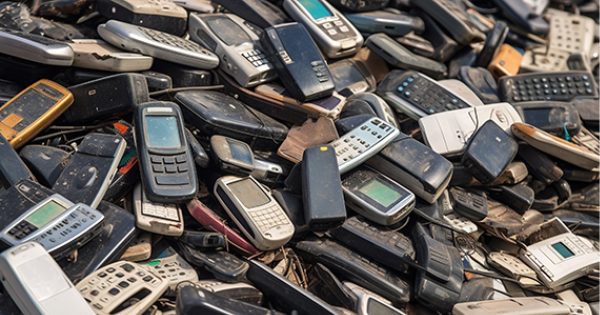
{"left": 228, "top": 139, "right": 253, "bottom": 166}
{"left": 358, "top": 178, "right": 402, "bottom": 209}
{"left": 552, "top": 242, "right": 574, "bottom": 259}
{"left": 145, "top": 116, "right": 182, "bottom": 149}
{"left": 523, "top": 108, "right": 554, "bottom": 125}
{"left": 25, "top": 200, "right": 67, "bottom": 228}
{"left": 298, "top": 0, "right": 333, "bottom": 20}
{"left": 228, "top": 178, "right": 270, "bottom": 208}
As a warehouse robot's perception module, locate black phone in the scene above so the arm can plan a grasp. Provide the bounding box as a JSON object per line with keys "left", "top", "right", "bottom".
{"left": 211, "top": 0, "right": 289, "bottom": 28}
{"left": 0, "top": 133, "right": 35, "bottom": 189}
{"left": 261, "top": 22, "right": 335, "bottom": 102}
{"left": 134, "top": 101, "right": 198, "bottom": 203}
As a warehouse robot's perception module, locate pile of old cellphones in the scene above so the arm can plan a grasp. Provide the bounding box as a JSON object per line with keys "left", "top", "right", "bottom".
{"left": 0, "top": 0, "right": 598, "bottom": 314}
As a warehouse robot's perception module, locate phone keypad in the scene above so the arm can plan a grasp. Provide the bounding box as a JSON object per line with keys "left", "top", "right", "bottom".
{"left": 241, "top": 49, "right": 271, "bottom": 69}
{"left": 499, "top": 72, "right": 598, "bottom": 102}
{"left": 320, "top": 19, "right": 352, "bottom": 40}
{"left": 143, "top": 253, "right": 198, "bottom": 289}
{"left": 311, "top": 60, "right": 330, "bottom": 83}
{"left": 396, "top": 73, "right": 470, "bottom": 114}
{"left": 77, "top": 261, "right": 168, "bottom": 314}
{"left": 140, "top": 27, "right": 210, "bottom": 55}
{"left": 150, "top": 154, "right": 190, "bottom": 185}
{"left": 142, "top": 202, "right": 180, "bottom": 222}
{"left": 331, "top": 117, "right": 399, "bottom": 173}
{"left": 249, "top": 205, "right": 290, "bottom": 233}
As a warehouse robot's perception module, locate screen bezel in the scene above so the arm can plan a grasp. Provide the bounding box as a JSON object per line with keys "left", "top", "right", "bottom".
{"left": 342, "top": 168, "right": 411, "bottom": 215}
{"left": 142, "top": 108, "right": 186, "bottom": 154}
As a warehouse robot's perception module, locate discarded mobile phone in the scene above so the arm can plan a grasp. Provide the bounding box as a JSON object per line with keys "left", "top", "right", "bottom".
{"left": 96, "top": 0, "right": 188, "bottom": 35}
{"left": 132, "top": 184, "right": 184, "bottom": 237}
{"left": 0, "top": 28, "right": 74, "bottom": 66}
{"left": 68, "top": 39, "right": 153, "bottom": 72}
{"left": 343, "top": 282, "right": 407, "bottom": 315}
{"left": 0, "top": 79, "right": 73, "bottom": 149}
{"left": 0, "top": 133, "right": 35, "bottom": 189}
{"left": 513, "top": 101, "right": 582, "bottom": 137}
{"left": 141, "top": 248, "right": 198, "bottom": 290}
{"left": 0, "top": 242, "right": 95, "bottom": 315}
{"left": 346, "top": 10, "right": 424, "bottom": 37}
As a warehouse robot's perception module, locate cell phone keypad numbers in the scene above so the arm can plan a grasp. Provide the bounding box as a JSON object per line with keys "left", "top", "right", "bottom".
{"left": 396, "top": 73, "right": 470, "bottom": 114}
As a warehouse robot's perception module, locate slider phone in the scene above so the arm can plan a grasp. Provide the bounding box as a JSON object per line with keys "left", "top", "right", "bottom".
{"left": 330, "top": 117, "right": 399, "bottom": 174}
{"left": 462, "top": 120, "right": 518, "bottom": 184}
{"left": 98, "top": 20, "right": 219, "bottom": 69}
{"left": 174, "top": 91, "right": 289, "bottom": 148}
{"left": 512, "top": 122, "right": 599, "bottom": 170}
{"left": 341, "top": 167, "right": 414, "bottom": 226}
{"left": 492, "top": 0, "right": 549, "bottom": 35}
{"left": 188, "top": 13, "right": 277, "bottom": 88}
{"left": 328, "top": 0, "right": 388, "bottom": 11}
{"left": 0, "top": 79, "right": 73, "bottom": 149}
{"left": 0, "top": 193, "right": 104, "bottom": 259}
{"left": 52, "top": 133, "right": 126, "bottom": 209}
{"left": 135, "top": 101, "right": 197, "bottom": 203}
{"left": 412, "top": 223, "right": 463, "bottom": 313}
{"left": 342, "top": 92, "right": 398, "bottom": 129}
{"left": 178, "top": 244, "right": 249, "bottom": 282}
{"left": 282, "top": 0, "right": 364, "bottom": 58}
{"left": 60, "top": 73, "right": 149, "bottom": 125}
{"left": 452, "top": 297, "right": 572, "bottom": 315}
{"left": 132, "top": 184, "right": 183, "bottom": 237}
{"left": 488, "top": 44, "right": 523, "bottom": 77}
{"left": 346, "top": 10, "right": 424, "bottom": 37}
{"left": 246, "top": 260, "right": 340, "bottom": 314}
{"left": 498, "top": 71, "right": 598, "bottom": 102}
{"left": 329, "top": 216, "right": 415, "bottom": 275}
{"left": 365, "top": 33, "right": 447, "bottom": 79}
{"left": 176, "top": 286, "right": 278, "bottom": 315}
{"left": 214, "top": 176, "right": 294, "bottom": 251}
{"left": 519, "top": 218, "right": 600, "bottom": 288}
{"left": 296, "top": 239, "right": 410, "bottom": 305}
{"left": 261, "top": 22, "right": 335, "bottom": 102}
{"left": 343, "top": 282, "right": 407, "bottom": 315}
{"left": 96, "top": 0, "right": 188, "bottom": 35}
{"left": 76, "top": 261, "right": 169, "bottom": 315}
{"left": 0, "top": 242, "right": 95, "bottom": 315}
{"left": 418, "top": 102, "right": 522, "bottom": 156}
{"left": 186, "top": 199, "right": 260, "bottom": 256}
{"left": 457, "top": 67, "right": 500, "bottom": 104}
{"left": 410, "top": 0, "right": 483, "bottom": 45}
{"left": 366, "top": 132, "right": 453, "bottom": 203}
{"left": 68, "top": 39, "right": 153, "bottom": 72}
{"left": 60, "top": 201, "right": 138, "bottom": 283}
{"left": 302, "top": 145, "right": 346, "bottom": 230}
{"left": 513, "top": 101, "right": 582, "bottom": 136}
{"left": 0, "top": 133, "right": 35, "bottom": 189}
{"left": 211, "top": 0, "right": 290, "bottom": 29}
{"left": 0, "top": 28, "right": 74, "bottom": 66}
{"left": 377, "top": 70, "right": 478, "bottom": 120}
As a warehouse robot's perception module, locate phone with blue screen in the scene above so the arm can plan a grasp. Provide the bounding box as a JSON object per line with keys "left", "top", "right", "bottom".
{"left": 134, "top": 101, "right": 197, "bottom": 203}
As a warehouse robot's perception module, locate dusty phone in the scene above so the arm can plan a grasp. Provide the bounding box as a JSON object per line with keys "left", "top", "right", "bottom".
{"left": 0, "top": 79, "right": 73, "bottom": 149}
{"left": 178, "top": 244, "right": 249, "bottom": 283}
{"left": 341, "top": 166, "right": 414, "bottom": 226}
{"left": 452, "top": 297, "right": 573, "bottom": 315}
{"left": 141, "top": 248, "right": 198, "bottom": 290}
{"left": 176, "top": 285, "right": 276, "bottom": 315}
{"left": 0, "top": 193, "right": 104, "bottom": 259}
{"left": 511, "top": 122, "right": 599, "bottom": 170}
{"left": 120, "top": 232, "right": 152, "bottom": 262}
{"left": 474, "top": 21, "right": 508, "bottom": 68}
{"left": 254, "top": 83, "right": 346, "bottom": 119}
{"left": 365, "top": 33, "right": 447, "bottom": 79}
{"left": 282, "top": 0, "right": 364, "bottom": 58}
{"left": 328, "top": 58, "right": 376, "bottom": 95}
{"left": 0, "top": 28, "right": 74, "bottom": 66}
{"left": 68, "top": 39, "right": 153, "bottom": 72}
{"left": 377, "top": 70, "right": 478, "bottom": 120}
{"left": 0, "top": 242, "right": 95, "bottom": 315}
{"left": 76, "top": 260, "right": 169, "bottom": 315}
{"left": 521, "top": 46, "right": 570, "bottom": 73}
{"left": 457, "top": 67, "right": 500, "bottom": 104}
{"left": 96, "top": 0, "right": 188, "bottom": 35}
{"left": 261, "top": 22, "right": 335, "bottom": 102}
{"left": 52, "top": 133, "right": 126, "bottom": 209}
{"left": 419, "top": 102, "right": 522, "bottom": 156}
{"left": 211, "top": 0, "right": 290, "bottom": 28}
{"left": 98, "top": 20, "right": 219, "bottom": 69}
{"left": 343, "top": 282, "right": 407, "bottom": 315}
{"left": 0, "top": 133, "right": 35, "bottom": 189}
{"left": 342, "top": 92, "right": 398, "bottom": 128}
{"left": 346, "top": 10, "right": 424, "bottom": 37}
{"left": 520, "top": 218, "right": 600, "bottom": 288}
{"left": 410, "top": 0, "right": 483, "bottom": 45}
{"left": 188, "top": 13, "right": 277, "bottom": 88}
{"left": 513, "top": 101, "right": 582, "bottom": 136}
{"left": 213, "top": 175, "right": 294, "bottom": 251}
{"left": 134, "top": 101, "right": 198, "bottom": 203}
{"left": 132, "top": 184, "right": 183, "bottom": 237}
{"left": 302, "top": 145, "right": 347, "bottom": 230}
{"left": 177, "top": 280, "right": 263, "bottom": 305}
{"left": 498, "top": 71, "right": 598, "bottom": 102}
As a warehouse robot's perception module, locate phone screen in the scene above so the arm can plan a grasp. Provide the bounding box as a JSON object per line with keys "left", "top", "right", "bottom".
{"left": 298, "top": 0, "right": 333, "bottom": 20}
{"left": 145, "top": 116, "right": 182, "bottom": 149}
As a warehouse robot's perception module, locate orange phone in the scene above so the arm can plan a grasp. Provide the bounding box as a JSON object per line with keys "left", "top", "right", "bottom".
{"left": 0, "top": 79, "right": 73, "bottom": 148}
{"left": 488, "top": 44, "right": 523, "bottom": 77}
